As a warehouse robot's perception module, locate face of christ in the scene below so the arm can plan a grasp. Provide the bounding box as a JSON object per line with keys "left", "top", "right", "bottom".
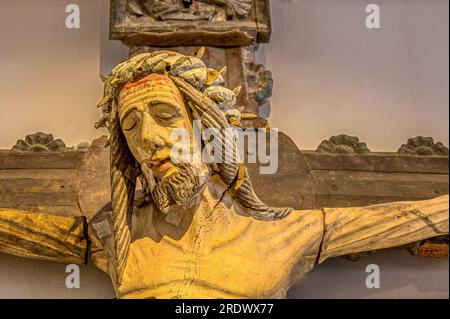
{"left": 118, "top": 73, "right": 207, "bottom": 215}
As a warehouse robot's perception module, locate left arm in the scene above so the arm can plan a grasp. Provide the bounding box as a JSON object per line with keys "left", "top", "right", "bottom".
{"left": 318, "top": 195, "right": 449, "bottom": 263}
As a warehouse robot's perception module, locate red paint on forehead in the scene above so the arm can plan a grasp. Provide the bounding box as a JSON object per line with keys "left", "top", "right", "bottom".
{"left": 121, "top": 73, "right": 174, "bottom": 92}
{"left": 118, "top": 73, "right": 185, "bottom": 109}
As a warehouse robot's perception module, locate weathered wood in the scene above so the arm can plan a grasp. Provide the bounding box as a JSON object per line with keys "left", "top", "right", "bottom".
{"left": 0, "top": 133, "right": 84, "bottom": 217}
{"left": 312, "top": 170, "right": 449, "bottom": 184}
{"left": 255, "top": 0, "right": 271, "bottom": 42}
{"left": 416, "top": 242, "right": 449, "bottom": 258}
{"left": 0, "top": 151, "right": 84, "bottom": 169}
{"left": 225, "top": 47, "right": 249, "bottom": 110}
{"left": 314, "top": 194, "right": 440, "bottom": 209}
{"left": 406, "top": 236, "right": 449, "bottom": 259}
{"left": 303, "top": 151, "right": 449, "bottom": 174}
{"left": 0, "top": 168, "right": 81, "bottom": 216}
{"left": 398, "top": 136, "right": 449, "bottom": 156}
{"left": 12, "top": 132, "right": 68, "bottom": 152}
{"left": 246, "top": 132, "right": 315, "bottom": 209}
{"left": 76, "top": 136, "right": 111, "bottom": 222}
{"left": 311, "top": 170, "right": 448, "bottom": 206}
{"left": 319, "top": 195, "right": 449, "bottom": 262}
{"left": 0, "top": 168, "right": 78, "bottom": 180}
{"left": 120, "top": 30, "right": 255, "bottom": 47}
{"left": 2, "top": 205, "right": 82, "bottom": 217}
{"left": 316, "top": 134, "right": 370, "bottom": 154}
{"left": 110, "top": 0, "right": 271, "bottom": 47}
{"left": 246, "top": 133, "right": 449, "bottom": 210}
{"left": 0, "top": 208, "right": 87, "bottom": 264}
{"left": 1, "top": 132, "right": 447, "bottom": 217}
{"left": 0, "top": 178, "right": 77, "bottom": 193}
{"left": 0, "top": 192, "right": 78, "bottom": 207}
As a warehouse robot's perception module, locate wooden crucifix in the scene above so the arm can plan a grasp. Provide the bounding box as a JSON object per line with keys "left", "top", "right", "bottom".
{"left": 0, "top": 1, "right": 448, "bottom": 298}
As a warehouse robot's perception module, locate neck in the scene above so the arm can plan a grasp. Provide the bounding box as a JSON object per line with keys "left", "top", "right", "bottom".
{"left": 131, "top": 173, "right": 232, "bottom": 243}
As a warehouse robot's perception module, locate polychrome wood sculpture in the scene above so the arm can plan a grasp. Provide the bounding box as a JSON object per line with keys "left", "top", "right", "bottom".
{"left": 0, "top": 50, "right": 448, "bottom": 298}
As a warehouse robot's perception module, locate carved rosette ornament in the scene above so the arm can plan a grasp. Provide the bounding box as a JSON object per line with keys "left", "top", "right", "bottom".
{"left": 12, "top": 132, "right": 67, "bottom": 152}
{"left": 317, "top": 134, "right": 371, "bottom": 155}
{"left": 398, "top": 136, "right": 449, "bottom": 156}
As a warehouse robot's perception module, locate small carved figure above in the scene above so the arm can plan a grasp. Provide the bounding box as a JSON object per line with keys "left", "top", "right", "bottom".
{"left": 317, "top": 134, "right": 371, "bottom": 154}
{"left": 126, "top": 0, "right": 252, "bottom": 21}
{"left": 111, "top": 0, "right": 269, "bottom": 46}
{"left": 398, "top": 136, "right": 449, "bottom": 156}
{"left": 0, "top": 50, "right": 448, "bottom": 300}
{"left": 12, "top": 132, "right": 67, "bottom": 152}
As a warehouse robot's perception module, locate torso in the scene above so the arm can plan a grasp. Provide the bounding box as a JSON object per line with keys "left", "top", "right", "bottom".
{"left": 118, "top": 175, "right": 324, "bottom": 299}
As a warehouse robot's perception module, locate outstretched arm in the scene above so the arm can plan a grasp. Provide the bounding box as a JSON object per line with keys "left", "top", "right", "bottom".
{"left": 0, "top": 208, "right": 87, "bottom": 264}
{"left": 318, "top": 195, "right": 449, "bottom": 263}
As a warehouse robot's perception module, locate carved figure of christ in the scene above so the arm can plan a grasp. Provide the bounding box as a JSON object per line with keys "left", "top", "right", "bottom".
{"left": 0, "top": 51, "right": 448, "bottom": 299}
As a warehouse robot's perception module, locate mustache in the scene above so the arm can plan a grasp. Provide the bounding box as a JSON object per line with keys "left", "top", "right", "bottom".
{"left": 146, "top": 162, "right": 201, "bottom": 215}
{"left": 140, "top": 159, "right": 203, "bottom": 195}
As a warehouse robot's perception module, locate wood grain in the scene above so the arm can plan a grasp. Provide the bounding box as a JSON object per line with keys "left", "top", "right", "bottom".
{"left": 303, "top": 151, "right": 449, "bottom": 174}
{"left": 319, "top": 195, "right": 449, "bottom": 262}
{"left": 0, "top": 208, "right": 87, "bottom": 264}
{"left": 0, "top": 151, "right": 84, "bottom": 169}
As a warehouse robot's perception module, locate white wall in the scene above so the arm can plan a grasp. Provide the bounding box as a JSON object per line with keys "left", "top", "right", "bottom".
{"left": 0, "top": 0, "right": 107, "bottom": 150}
{"left": 0, "top": 0, "right": 448, "bottom": 298}
{"left": 263, "top": 0, "right": 449, "bottom": 151}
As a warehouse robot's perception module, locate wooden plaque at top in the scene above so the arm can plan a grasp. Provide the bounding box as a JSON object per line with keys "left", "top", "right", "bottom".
{"left": 110, "top": 0, "right": 271, "bottom": 46}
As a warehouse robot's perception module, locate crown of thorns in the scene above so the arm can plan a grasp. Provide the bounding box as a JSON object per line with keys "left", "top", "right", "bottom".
{"left": 95, "top": 48, "right": 245, "bottom": 133}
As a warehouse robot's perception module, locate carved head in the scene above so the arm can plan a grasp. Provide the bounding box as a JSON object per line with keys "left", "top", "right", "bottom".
{"left": 96, "top": 50, "right": 292, "bottom": 221}
{"left": 117, "top": 72, "right": 208, "bottom": 214}
{"left": 96, "top": 49, "right": 292, "bottom": 280}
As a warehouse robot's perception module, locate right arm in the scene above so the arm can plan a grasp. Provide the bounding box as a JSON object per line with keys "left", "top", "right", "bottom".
{"left": 0, "top": 208, "right": 87, "bottom": 265}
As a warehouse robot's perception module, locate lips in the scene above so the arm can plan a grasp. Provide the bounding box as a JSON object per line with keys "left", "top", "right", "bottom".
{"left": 147, "top": 158, "right": 173, "bottom": 174}
{"left": 154, "top": 161, "right": 173, "bottom": 174}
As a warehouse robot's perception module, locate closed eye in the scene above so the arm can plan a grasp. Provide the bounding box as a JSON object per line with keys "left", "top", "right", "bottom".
{"left": 150, "top": 103, "right": 182, "bottom": 122}
{"left": 121, "top": 110, "right": 139, "bottom": 131}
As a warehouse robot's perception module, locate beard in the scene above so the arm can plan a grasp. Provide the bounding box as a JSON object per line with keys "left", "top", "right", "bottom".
{"left": 140, "top": 162, "right": 203, "bottom": 215}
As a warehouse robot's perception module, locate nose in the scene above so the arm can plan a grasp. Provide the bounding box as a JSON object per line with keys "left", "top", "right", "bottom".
{"left": 140, "top": 112, "right": 165, "bottom": 151}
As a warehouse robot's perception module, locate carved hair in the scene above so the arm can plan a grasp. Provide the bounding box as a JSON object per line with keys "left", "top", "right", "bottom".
{"left": 96, "top": 49, "right": 293, "bottom": 282}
